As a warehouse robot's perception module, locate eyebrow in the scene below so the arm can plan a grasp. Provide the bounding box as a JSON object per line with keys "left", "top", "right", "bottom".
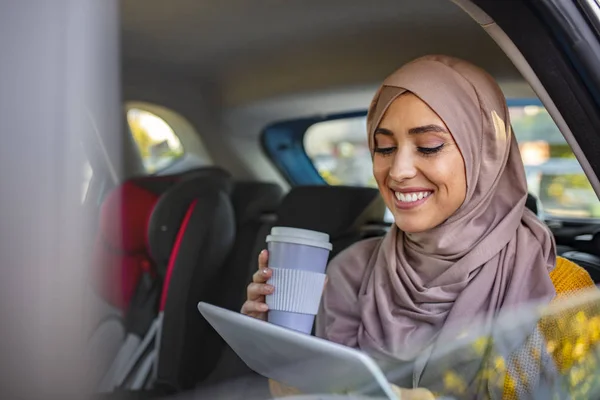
{"left": 374, "top": 128, "right": 394, "bottom": 136}
{"left": 374, "top": 124, "right": 449, "bottom": 137}
{"left": 408, "top": 124, "right": 449, "bottom": 135}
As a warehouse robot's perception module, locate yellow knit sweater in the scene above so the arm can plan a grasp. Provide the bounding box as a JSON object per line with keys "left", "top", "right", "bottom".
{"left": 500, "top": 256, "right": 598, "bottom": 399}
{"left": 549, "top": 256, "right": 595, "bottom": 298}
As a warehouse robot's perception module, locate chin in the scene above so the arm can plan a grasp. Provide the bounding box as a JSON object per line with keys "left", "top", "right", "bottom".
{"left": 393, "top": 218, "right": 431, "bottom": 234}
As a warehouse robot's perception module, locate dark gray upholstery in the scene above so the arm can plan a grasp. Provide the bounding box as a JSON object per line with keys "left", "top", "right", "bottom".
{"left": 526, "top": 192, "right": 600, "bottom": 283}
{"left": 153, "top": 175, "right": 236, "bottom": 392}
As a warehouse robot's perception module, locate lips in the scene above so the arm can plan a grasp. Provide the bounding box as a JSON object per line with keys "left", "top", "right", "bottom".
{"left": 391, "top": 189, "right": 433, "bottom": 210}
{"left": 394, "top": 191, "right": 431, "bottom": 203}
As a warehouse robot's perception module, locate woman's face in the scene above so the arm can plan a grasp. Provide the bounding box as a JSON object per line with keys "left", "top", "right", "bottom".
{"left": 373, "top": 93, "right": 467, "bottom": 233}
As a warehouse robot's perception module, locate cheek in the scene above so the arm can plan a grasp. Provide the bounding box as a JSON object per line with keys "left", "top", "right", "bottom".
{"left": 372, "top": 158, "right": 390, "bottom": 183}
{"left": 436, "top": 153, "right": 467, "bottom": 204}
{"left": 373, "top": 159, "right": 394, "bottom": 204}
{"left": 422, "top": 152, "right": 466, "bottom": 198}
{"left": 442, "top": 172, "right": 467, "bottom": 205}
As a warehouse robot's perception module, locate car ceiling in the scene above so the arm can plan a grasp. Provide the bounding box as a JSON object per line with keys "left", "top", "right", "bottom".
{"left": 121, "top": 0, "right": 529, "bottom": 108}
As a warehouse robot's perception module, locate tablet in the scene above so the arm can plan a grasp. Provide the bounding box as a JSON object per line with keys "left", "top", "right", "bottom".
{"left": 197, "top": 302, "right": 397, "bottom": 399}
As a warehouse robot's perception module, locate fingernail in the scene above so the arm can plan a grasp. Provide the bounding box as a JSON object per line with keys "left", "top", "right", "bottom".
{"left": 264, "top": 285, "right": 274, "bottom": 294}
{"left": 262, "top": 268, "right": 269, "bottom": 275}
{"left": 259, "top": 303, "right": 268, "bottom": 311}
{"left": 260, "top": 249, "right": 266, "bottom": 256}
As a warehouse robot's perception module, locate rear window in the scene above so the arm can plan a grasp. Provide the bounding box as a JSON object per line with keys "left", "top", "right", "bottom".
{"left": 303, "top": 103, "right": 600, "bottom": 220}
{"left": 126, "top": 107, "right": 184, "bottom": 173}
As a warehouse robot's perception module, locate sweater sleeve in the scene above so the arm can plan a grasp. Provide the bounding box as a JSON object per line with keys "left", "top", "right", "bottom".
{"left": 550, "top": 256, "right": 595, "bottom": 297}
{"left": 539, "top": 256, "right": 598, "bottom": 375}
{"left": 501, "top": 257, "right": 598, "bottom": 399}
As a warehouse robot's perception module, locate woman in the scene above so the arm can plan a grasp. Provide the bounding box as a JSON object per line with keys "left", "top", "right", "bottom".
{"left": 242, "top": 55, "right": 597, "bottom": 399}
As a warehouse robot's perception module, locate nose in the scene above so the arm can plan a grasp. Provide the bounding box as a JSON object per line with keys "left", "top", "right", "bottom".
{"left": 389, "top": 148, "right": 417, "bottom": 182}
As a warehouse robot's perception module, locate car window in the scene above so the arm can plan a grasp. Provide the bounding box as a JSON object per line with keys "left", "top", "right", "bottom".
{"left": 511, "top": 105, "right": 600, "bottom": 219}
{"left": 304, "top": 116, "right": 373, "bottom": 187}
{"left": 303, "top": 103, "right": 600, "bottom": 220}
{"left": 126, "top": 107, "right": 184, "bottom": 174}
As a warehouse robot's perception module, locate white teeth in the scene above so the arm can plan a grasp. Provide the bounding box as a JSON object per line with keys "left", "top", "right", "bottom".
{"left": 394, "top": 191, "right": 432, "bottom": 203}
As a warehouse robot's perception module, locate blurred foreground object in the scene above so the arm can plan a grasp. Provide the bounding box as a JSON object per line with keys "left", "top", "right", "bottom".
{"left": 0, "top": 0, "right": 122, "bottom": 398}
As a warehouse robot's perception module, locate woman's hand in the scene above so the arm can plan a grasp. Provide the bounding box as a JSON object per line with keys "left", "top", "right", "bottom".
{"left": 391, "top": 384, "right": 436, "bottom": 400}
{"left": 241, "top": 249, "right": 274, "bottom": 320}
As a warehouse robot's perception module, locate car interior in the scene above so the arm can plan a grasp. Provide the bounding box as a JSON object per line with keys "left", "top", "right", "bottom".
{"left": 14, "top": 0, "right": 599, "bottom": 399}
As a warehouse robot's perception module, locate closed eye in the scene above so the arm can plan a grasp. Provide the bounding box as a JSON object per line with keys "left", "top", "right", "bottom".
{"left": 373, "top": 146, "right": 396, "bottom": 156}
{"left": 417, "top": 144, "right": 444, "bottom": 155}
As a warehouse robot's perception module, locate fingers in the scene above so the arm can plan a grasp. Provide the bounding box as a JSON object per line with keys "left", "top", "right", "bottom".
{"left": 247, "top": 282, "right": 274, "bottom": 301}
{"left": 390, "top": 384, "right": 435, "bottom": 400}
{"left": 259, "top": 249, "right": 269, "bottom": 269}
{"left": 252, "top": 265, "right": 272, "bottom": 284}
{"left": 242, "top": 249, "right": 273, "bottom": 320}
{"left": 391, "top": 384, "right": 402, "bottom": 399}
{"left": 253, "top": 250, "right": 272, "bottom": 283}
{"left": 412, "top": 389, "right": 436, "bottom": 400}
{"left": 241, "top": 300, "right": 269, "bottom": 315}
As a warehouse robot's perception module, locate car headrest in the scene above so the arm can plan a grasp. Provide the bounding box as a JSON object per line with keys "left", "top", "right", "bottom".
{"left": 231, "top": 182, "right": 284, "bottom": 225}
{"left": 129, "top": 166, "right": 230, "bottom": 194}
{"left": 275, "top": 186, "right": 386, "bottom": 237}
{"left": 179, "top": 166, "right": 231, "bottom": 181}
{"left": 147, "top": 171, "right": 233, "bottom": 276}
{"left": 99, "top": 181, "right": 159, "bottom": 253}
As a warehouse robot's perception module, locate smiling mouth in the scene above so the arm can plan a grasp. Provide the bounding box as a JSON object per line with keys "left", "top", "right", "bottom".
{"left": 392, "top": 190, "right": 433, "bottom": 209}
{"left": 394, "top": 191, "right": 432, "bottom": 203}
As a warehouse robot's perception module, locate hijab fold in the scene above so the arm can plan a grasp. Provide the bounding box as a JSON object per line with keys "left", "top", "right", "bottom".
{"left": 316, "top": 55, "right": 557, "bottom": 384}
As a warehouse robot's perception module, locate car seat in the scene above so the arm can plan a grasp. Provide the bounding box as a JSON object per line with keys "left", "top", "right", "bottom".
{"left": 91, "top": 167, "right": 231, "bottom": 392}
{"left": 151, "top": 173, "right": 236, "bottom": 393}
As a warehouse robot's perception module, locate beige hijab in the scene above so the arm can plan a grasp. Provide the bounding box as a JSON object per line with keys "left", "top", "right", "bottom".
{"left": 316, "top": 55, "right": 557, "bottom": 374}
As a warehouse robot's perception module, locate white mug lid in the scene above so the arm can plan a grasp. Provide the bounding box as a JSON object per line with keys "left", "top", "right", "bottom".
{"left": 266, "top": 226, "right": 332, "bottom": 251}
